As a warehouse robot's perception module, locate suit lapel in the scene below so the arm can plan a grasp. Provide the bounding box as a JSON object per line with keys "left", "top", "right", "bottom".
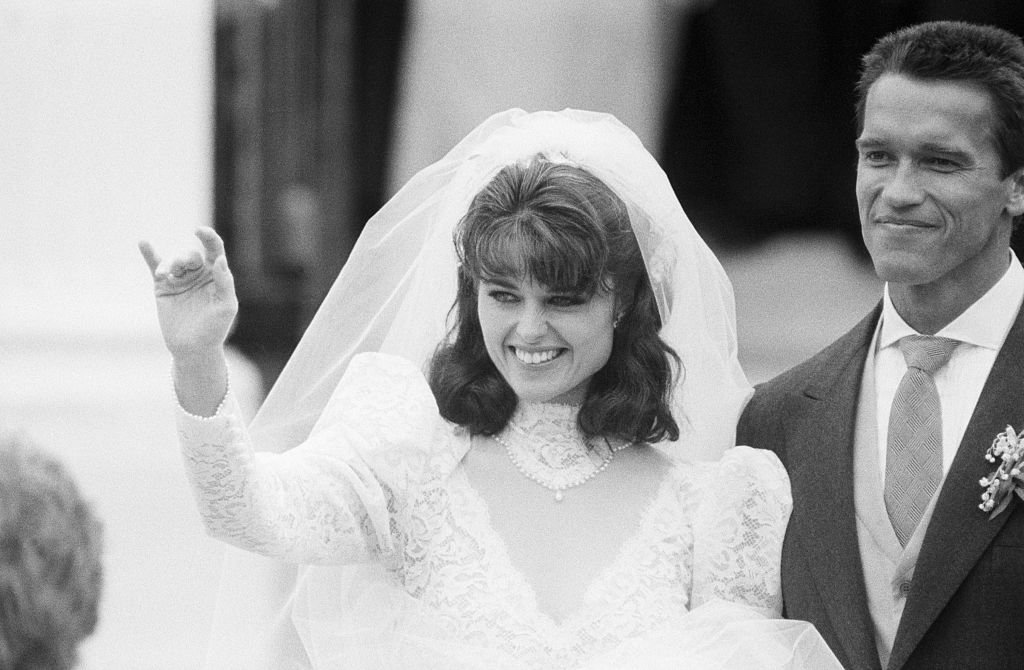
{"left": 887, "top": 303, "right": 1024, "bottom": 669}
{"left": 786, "top": 307, "right": 882, "bottom": 670}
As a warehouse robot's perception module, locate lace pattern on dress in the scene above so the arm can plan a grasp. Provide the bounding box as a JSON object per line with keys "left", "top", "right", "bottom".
{"left": 691, "top": 450, "right": 790, "bottom": 614}
{"left": 176, "top": 354, "right": 790, "bottom": 667}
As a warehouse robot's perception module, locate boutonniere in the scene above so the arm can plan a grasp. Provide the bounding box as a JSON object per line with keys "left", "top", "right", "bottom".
{"left": 979, "top": 425, "right": 1024, "bottom": 519}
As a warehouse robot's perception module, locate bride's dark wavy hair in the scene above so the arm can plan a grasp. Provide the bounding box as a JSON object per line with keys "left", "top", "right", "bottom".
{"left": 428, "top": 159, "right": 680, "bottom": 444}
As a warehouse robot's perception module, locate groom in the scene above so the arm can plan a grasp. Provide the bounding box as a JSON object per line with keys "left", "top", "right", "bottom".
{"left": 738, "top": 21, "right": 1024, "bottom": 670}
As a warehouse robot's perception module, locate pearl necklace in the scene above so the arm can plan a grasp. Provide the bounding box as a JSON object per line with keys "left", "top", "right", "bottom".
{"left": 493, "top": 403, "right": 630, "bottom": 502}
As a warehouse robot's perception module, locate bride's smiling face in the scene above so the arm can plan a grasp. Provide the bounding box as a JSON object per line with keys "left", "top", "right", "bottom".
{"left": 477, "top": 275, "right": 616, "bottom": 405}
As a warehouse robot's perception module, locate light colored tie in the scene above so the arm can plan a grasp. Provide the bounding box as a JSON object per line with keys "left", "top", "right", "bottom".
{"left": 884, "top": 335, "right": 959, "bottom": 546}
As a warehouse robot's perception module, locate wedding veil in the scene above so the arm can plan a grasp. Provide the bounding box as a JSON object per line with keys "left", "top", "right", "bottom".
{"left": 249, "top": 107, "right": 750, "bottom": 457}
{"left": 205, "top": 108, "right": 753, "bottom": 668}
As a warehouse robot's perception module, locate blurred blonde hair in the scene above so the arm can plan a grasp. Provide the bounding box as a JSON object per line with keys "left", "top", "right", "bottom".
{"left": 0, "top": 430, "right": 103, "bottom": 670}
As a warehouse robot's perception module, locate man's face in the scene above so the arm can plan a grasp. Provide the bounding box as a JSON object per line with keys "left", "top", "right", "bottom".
{"left": 856, "top": 74, "right": 1024, "bottom": 302}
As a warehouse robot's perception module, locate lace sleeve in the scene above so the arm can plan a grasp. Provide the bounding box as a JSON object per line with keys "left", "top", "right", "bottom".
{"left": 690, "top": 446, "right": 791, "bottom": 616}
{"left": 176, "top": 353, "right": 441, "bottom": 567}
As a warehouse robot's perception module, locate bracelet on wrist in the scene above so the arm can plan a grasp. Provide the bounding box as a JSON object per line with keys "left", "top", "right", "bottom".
{"left": 171, "top": 365, "right": 230, "bottom": 420}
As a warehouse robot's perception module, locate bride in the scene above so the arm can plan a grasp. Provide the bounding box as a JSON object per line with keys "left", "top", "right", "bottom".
{"left": 140, "top": 109, "right": 840, "bottom": 668}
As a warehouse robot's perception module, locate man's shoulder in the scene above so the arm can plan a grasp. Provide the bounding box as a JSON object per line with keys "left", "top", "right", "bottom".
{"left": 751, "top": 305, "right": 882, "bottom": 399}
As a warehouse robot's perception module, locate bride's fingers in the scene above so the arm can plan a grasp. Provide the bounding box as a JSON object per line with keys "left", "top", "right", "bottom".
{"left": 195, "top": 228, "right": 236, "bottom": 298}
{"left": 138, "top": 240, "right": 162, "bottom": 276}
{"left": 168, "top": 249, "right": 205, "bottom": 278}
{"left": 212, "top": 254, "right": 236, "bottom": 295}
{"left": 195, "top": 226, "right": 227, "bottom": 265}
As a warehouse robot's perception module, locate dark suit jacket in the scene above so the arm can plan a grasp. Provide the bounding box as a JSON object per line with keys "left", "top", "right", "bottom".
{"left": 737, "top": 303, "right": 1024, "bottom": 670}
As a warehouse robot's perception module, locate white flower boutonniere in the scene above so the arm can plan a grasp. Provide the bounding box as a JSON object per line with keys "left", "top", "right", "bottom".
{"left": 979, "top": 425, "right": 1024, "bottom": 519}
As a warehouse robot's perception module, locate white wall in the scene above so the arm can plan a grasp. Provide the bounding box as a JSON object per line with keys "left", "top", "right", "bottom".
{"left": 1, "top": 0, "right": 216, "bottom": 340}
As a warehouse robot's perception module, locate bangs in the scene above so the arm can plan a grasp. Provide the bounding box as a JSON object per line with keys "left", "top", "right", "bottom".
{"left": 463, "top": 211, "right": 609, "bottom": 294}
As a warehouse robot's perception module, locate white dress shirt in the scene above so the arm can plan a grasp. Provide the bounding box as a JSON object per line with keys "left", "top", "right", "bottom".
{"left": 873, "top": 253, "right": 1024, "bottom": 479}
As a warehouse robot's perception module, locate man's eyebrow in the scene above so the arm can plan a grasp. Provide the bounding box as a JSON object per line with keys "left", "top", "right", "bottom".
{"left": 854, "top": 138, "right": 972, "bottom": 159}
{"left": 918, "top": 142, "right": 972, "bottom": 158}
{"left": 854, "top": 137, "right": 885, "bottom": 150}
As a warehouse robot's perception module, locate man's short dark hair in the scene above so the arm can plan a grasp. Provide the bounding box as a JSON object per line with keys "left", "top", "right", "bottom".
{"left": 855, "top": 20, "right": 1024, "bottom": 178}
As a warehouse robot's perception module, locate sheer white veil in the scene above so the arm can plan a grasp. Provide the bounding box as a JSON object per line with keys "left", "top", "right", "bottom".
{"left": 248, "top": 107, "right": 749, "bottom": 455}
{"left": 204, "top": 109, "right": 753, "bottom": 668}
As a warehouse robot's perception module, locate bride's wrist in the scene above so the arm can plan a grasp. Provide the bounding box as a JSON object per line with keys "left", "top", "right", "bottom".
{"left": 172, "top": 351, "right": 230, "bottom": 417}
{"left": 172, "top": 349, "right": 227, "bottom": 376}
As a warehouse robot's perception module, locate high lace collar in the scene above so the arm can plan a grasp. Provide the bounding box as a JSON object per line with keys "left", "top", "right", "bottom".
{"left": 507, "top": 401, "right": 583, "bottom": 443}
{"left": 495, "top": 401, "right": 627, "bottom": 501}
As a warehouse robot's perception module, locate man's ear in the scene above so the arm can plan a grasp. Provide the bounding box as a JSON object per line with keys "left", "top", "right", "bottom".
{"left": 1007, "top": 168, "right": 1024, "bottom": 218}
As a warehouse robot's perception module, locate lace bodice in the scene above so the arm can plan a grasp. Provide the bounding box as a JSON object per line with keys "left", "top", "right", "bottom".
{"left": 178, "top": 353, "right": 792, "bottom": 668}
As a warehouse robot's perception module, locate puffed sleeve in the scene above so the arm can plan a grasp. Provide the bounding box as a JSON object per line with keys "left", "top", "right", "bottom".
{"left": 689, "top": 446, "right": 791, "bottom": 616}
{"left": 176, "top": 352, "right": 444, "bottom": 567}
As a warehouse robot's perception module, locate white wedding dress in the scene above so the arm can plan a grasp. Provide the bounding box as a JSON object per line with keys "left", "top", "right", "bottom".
{"left": 178, "top": 353, "right": 841, "bottom": 669}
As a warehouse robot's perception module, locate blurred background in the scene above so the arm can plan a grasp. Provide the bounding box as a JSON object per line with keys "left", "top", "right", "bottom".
{"left": 2, "top": 1, "right": 1023, "bottom": 667}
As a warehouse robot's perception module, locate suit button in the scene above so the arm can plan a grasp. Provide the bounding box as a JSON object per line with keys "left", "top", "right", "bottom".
{"left": 898, "top": 581, "right": 912, "bottom": 597}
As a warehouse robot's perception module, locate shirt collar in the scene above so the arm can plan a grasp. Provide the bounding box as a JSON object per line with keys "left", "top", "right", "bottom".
{"left": 880, "top": 251, "right": 1024, "bottom": 352}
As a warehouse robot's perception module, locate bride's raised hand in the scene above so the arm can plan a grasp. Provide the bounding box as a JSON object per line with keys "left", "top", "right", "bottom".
{"left": 139, "top": 227, "right": 238, "bottom": 362}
